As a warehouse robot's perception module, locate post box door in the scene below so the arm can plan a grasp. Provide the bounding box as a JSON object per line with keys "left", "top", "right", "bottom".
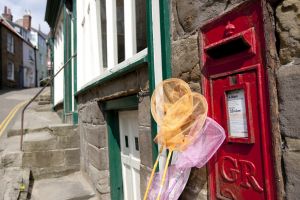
{"left": 209, "top": 68, "right": 272, "bottom": 200}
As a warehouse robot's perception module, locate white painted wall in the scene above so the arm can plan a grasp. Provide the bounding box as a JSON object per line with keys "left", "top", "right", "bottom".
{"left": 77, "top": 0, "right": 148, "bottom": 92}
{"left": 77, "top": 0, "right": 102, "bottom": 91}
{"left": 53, "top": 13, "right": 64, "bottom": 106}
{"left": 22, "top": 42, "right": 36, "bottom": 88}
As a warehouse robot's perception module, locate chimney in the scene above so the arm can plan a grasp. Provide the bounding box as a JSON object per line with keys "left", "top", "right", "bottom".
{"left": 23, "top": 10, "right": 31, "bottom": 30}
{"left": 2, "top": 6, "right": 13, "bottom": 21}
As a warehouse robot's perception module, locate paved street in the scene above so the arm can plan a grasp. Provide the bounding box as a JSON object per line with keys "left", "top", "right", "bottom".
{"left": 0, "top": 88, "right": 40, "bottom": 139}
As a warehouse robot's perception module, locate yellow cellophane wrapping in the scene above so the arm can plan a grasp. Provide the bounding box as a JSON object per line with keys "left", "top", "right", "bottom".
{"left": 151, "top": 78, "right": 208, "bottom": 151}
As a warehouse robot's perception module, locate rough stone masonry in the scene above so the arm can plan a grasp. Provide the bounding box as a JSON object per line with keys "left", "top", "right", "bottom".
{"left": 77, "top": 66, "right": 153, "bottom": 199}
{"left": 171, "top": 0, "right": 300, "bottom": 199}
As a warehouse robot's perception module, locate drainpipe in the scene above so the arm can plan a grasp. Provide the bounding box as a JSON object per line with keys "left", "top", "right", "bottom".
{"left": 0, "top": 24, "right": 2, "bottom": 89}
{"left": 34, "top": 46, "right": 38, "bottom": 87}
{"left": 50, "top": 34, "right": 55, "bottom": 105}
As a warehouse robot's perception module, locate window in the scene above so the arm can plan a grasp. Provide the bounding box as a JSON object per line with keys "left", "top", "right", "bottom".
{"left": 7, "top": 62, "right": 14, "bottom": 80}
{"left": 98, "top": 0, "right": 147, "bottom": 70}
{"left": 40, "top": 53, "right": 44, "bottom": 64}
{"left": 7, "top": 33, "right": 14, "bottom": 53}
{"left": 29, "top": 50, "right": 34, "bottom": 62}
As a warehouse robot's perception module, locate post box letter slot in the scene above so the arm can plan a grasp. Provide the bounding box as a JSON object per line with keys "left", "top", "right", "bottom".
{"left": 204, "top": 28, "right": 255, "bottom": 60}
{"left": 206, "top": 37, "right": 250, "bottom": 59}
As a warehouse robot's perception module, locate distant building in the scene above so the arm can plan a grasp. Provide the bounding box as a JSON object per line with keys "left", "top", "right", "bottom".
{"left": 22, "top": 37, "right": 35, "bottom": 87}
{"left": 1, "top": 6, "right": 37, "bottom": 89}
{"left": 0, "top": 15, "right": 23, "bottom": 88}
{"left": 2, "top": 6, "right": 48, "bottom": 87}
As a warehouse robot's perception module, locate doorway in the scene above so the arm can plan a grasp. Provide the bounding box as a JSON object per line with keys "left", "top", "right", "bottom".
{"left": 119, "top": 110, "right": 141, "bottom": 200}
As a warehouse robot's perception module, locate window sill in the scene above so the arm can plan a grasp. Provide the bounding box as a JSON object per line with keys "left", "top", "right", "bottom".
{"left": 75, "top": 48, "right": 148, "bottom": 97}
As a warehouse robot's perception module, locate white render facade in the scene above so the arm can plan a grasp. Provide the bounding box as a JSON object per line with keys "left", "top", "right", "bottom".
{"left": 22, "top": 41, "right": 35, "bottom": 87}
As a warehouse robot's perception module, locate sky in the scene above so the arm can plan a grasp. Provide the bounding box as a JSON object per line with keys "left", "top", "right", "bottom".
{"left": 0, "top": 0, "right": 50, "bottom": 34}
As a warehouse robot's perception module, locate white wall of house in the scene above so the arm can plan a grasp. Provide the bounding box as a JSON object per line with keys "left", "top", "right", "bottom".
{"left": 22, "top": 42, "right": 36, "bottom": 88}
{"left": 77, "top": 0, "right": 102, "bottom": 91}
{"left": 53, "top": 14, "right": 64, "bottom": 106}
{"left": 77, "top": 0, "right": 147, "bottom": 91}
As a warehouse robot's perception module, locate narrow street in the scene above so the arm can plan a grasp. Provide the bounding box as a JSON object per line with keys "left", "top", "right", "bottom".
{"left": 0, "top": 88, "right": 96, "bottom": 200}
{"left": 0, "top": 88, "right": 40, "bottom": 139}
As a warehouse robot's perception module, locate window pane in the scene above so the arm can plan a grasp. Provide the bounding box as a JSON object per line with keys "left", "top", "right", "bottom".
{"left": 117, "top": 0, "right": 125, "bottom": 63}
{"left": 7, "top": 33, "right": 11, "bottom": 52}
{"left": 7, "top": 62, "right": 13, "bottom": 80}
{"left": 136, "top": 0, "right": 147, "bottom": 52}
{"left": 135, "top": 137, "right": 139, "bottom": 151}
{"left": 100, "top": 0, "right": 107, "bottom": 68}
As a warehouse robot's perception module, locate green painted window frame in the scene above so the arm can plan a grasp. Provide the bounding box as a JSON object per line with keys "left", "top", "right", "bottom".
{"left": 146, "top": 0, "right": 172, "bottom": 163}
{"left": 103, "top": 95, "right": 138, "bottom": 200}
{"left": 75, "top": 55, "right": 147, "bottom": 97}
{"left": 72, "top": 0, "right": 78, "bottom": 124}
{"left": 146, "top": 0, "right": 158, "bottom": 164}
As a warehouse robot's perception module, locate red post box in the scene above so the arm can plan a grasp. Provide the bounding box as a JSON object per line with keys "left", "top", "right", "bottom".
{"left": 200, "top": 1, "right": 276, "bottom": 199}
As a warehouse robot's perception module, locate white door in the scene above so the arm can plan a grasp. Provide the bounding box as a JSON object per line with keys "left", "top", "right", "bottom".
{"left": 119, "top": 110, "right": 141, "bottom": 200}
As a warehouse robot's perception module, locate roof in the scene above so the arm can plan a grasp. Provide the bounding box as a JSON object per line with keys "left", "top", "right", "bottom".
{"left": 45, "top": 0, "right": 63, "bottom": 29}
{"left": 0, "top": 16, "right": 36, "bottom": 49}
{"left": 0, "top": 15, "right": 23, "bottom": 39}
{"left": 31, "top": 27, "right": 48, "bottom": 39}
{"left": 12, "top": 18, "right": 48, "bottom": 39}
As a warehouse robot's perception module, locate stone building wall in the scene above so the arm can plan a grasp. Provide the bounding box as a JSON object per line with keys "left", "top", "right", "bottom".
{"left": 77, "top": 65, "right": 153, "bottom": 199}
{"left": 74, "top": 0, "right": 300, "bottom": 199}
{"left": 276, "top": 0, "right": 300, "bottom": 199}
{"left": 171, "top": 1, "right": 244, "bottom": 199}
{"left": 171, "top": 0, "right": 300, "bottom": 199}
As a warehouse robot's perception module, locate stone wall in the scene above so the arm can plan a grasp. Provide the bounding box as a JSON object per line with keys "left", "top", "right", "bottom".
{"left": 171, "top": 0, "right": 244, "bottom": 199}
{"left": 77, "top": 65, "right": 153, "bottom": 199}
{"left": 171, "top": 0, "right": 300, "bottom": 199}
{"left": 276, "top": 0, "right": 300, "bottom": 199}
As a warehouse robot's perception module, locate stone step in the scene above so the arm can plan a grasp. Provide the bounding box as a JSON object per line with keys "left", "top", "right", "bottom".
{"left": 0, "top": 150, "right": 23, "bottom": 168}
{"left": 49, "top": 124, "right": 77, "bottom": 137}
{"left": 37, "top": 100, "right": 51, "bottom": 105}
{"left": 31, "top": 172, "right": 96, "bottom": 200}
{"left": 22, "top": 148, "right": 80, "bottom": 179}
{"left": 8, "top": 111, "right": 62, "bottom": 137}
{"left": 33, "top": 104, "right": 53, "bottom": 112}
{"left": 20, "top": 124, "right": 80, "bottom": 179}
{"left": 37, "top": 95, "right": 51, "bottom": 101}
{"left": 23, "top": 131, "right": 57, "bottom": 152}
{"left": 34, "top": 91, "right": 51, "bottom": 103}
{"left": 30, "top": 164, "right": 80, "bottom": 180}
{"left": 0, "top": 168, "right": 31, "bottom": 200}
{"left": 22, "top": 127, "right": 79, "bottom": 152}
